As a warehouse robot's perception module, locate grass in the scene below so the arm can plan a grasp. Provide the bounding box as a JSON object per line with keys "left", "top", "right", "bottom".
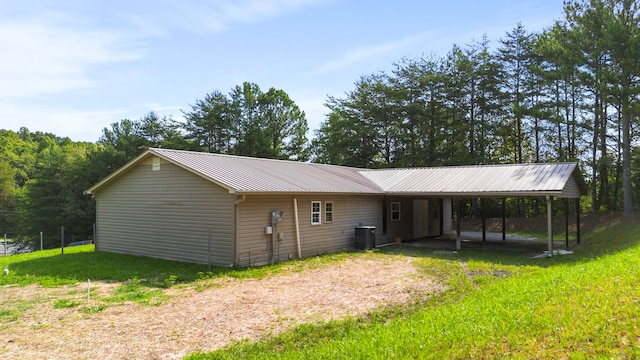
{"left": 0, "top": 243, "right": 367, "bottom": 315}
{"left": 1, "top": 216, "right": 639, "bottom": 358}
{"left": 105, "top": 277, "right": 169, "bottom": 306}
{"left": 187, "top": 216, "right": 640, "bottom": 359}
{"left": 0, "top": 245, "right": 357, "bottom": 288}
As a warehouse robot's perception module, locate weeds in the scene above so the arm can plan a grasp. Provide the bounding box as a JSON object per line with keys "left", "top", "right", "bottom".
{"left": 80, "top": 305, "right": 107, "bottom": 314}
{"left": 53, "top": 299, "right": 80, "bottom": 309}
{"left": 106, "top": 278, "right": 169, "bottom": 306}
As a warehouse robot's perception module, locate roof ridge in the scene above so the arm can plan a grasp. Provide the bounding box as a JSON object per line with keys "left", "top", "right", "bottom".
{"left": 359, "top": 162, "right": 579, "bottom": 172}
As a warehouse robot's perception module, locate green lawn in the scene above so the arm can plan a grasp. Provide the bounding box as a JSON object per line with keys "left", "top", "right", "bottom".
{"left": 187, "top": 216, "right": 640, "bottom": 359}
{"left": 1, "top": 216, "right": 639, "bottom": 359}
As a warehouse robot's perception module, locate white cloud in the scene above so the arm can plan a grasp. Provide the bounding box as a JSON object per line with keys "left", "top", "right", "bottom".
{"left": 0, "top": 12, "right": 141, "bottom": 99}
{"left": 314, "top": 31, "right": 439, "bottom": 74}
{"left": 140, "top": 103, "right": 183, "bottom": 113}
{"left": 158, "top": 0, "right": 331, "bottom": 33}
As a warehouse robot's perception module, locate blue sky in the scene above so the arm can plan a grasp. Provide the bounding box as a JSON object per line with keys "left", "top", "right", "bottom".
{"left": 1, "top": 0, "right": 566, "bottom": 142}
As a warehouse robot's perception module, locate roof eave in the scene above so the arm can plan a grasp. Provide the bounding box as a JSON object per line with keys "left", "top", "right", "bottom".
{"left": 384, "top": 190, "right": 569, "bottom": 198}
{"left": 84, "top": 149, "right": 154, "bottom": 195}
{"left": 234, "top": 191, "right": 385, "bottom": 196}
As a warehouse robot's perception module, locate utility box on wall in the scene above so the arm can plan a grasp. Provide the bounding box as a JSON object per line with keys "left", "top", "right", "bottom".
{"left": 355, "top": 226, "right": 376, "bottom": 250}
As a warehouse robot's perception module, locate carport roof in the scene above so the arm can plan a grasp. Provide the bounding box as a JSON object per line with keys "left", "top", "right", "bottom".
{"left": 85, "top": 148, "right": 587, "bottom": 198}
{"left": 358, "top": 163, "right": 587, "bottom": 198}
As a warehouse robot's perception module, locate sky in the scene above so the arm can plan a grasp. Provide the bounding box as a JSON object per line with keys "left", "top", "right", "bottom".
{"left": 1, "top": 0, "right": 567, "bottom": 143}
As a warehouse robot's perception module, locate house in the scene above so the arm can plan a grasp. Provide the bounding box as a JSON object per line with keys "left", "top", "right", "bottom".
{"left": 84, "top": 148, "right": 587, "bottom": 266}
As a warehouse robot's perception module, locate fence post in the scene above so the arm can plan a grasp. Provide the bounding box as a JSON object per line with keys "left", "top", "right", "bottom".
{"left": 61, "top": 226, "right": 64, "bottom": 255}
{"left": 40, "top": 232, "right": 43, "bottom": 251}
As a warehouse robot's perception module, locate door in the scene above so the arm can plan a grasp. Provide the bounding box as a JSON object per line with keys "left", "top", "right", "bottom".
{"left": 429, "top": 199, "right": 441, "bottom": 236}
{"left": 413, "top": 199, "right": 430, "bottom": 239}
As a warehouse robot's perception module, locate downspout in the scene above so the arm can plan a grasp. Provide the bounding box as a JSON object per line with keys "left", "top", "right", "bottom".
{"left": 233, "top": 194, "right": 246, "bottom": 266}
{"left": 293, "top": 198, "right": 302, "bottom": 259}
{"left": 91, "top": 194, "right": 98, "bottom": 250}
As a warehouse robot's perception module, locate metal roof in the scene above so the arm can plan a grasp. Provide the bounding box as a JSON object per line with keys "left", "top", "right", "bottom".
{"left": 358, "top": 163, "right": 588, "bottom": 197}
{"left": 86, "top": 148, "right": 587, "bottom": 198}
{"left": 86, "top": 148, "right": 383, "bottom": 195}
{"left": 155, "top": 148, "right": 386, "bottom": 194}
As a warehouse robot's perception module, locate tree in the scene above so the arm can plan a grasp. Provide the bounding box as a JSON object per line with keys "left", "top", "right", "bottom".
{"left": 99, "top": 119, "right": 147, "bottom": 161}
{"left": 602, "top": 0, "right": 640, "bottom": 215}
{"left": 227, "top": 82, "right": 310, "bottom": 160}
{"left": 18, "top": 136, "right": 97, "bottom": 246}
{"left": 497, "top": 23, "right": 536, "bottom": 164}
{"left": 563, "top": 0, "right": 640, "bottom": 214}
{"left": 229, "top": 82, "right": 270, "bottom": 157}
{"left": 183, "top": 91, "right": 235, "bottom": 153}
{"left": 138, "top": 111, "right": 184, "bottom": 149}
{"left": 391, "top": 55, "right": 450, "bottom": 167}
{"left": 0, "top": 159, "right": 16, "bottom": 234}
{"left": 258, "top": 88, "right": 310, "bottom": 161}
{"left": 314, "top": 85, "right": 381, "bottom": 167}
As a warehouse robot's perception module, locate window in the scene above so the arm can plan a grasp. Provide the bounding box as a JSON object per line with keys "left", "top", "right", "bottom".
{"left": 311, "top": 201, "right": 321, "bottom": 225}
{"left": 391, "top": 202, "right": 401, "bottom": 221}
{"left": 325, "top": 201, "right": 333, "bottom": 223}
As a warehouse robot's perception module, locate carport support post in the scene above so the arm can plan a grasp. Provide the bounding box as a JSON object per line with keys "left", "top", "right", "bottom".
{"left": 546, "top": 196, "right": 553, "bottom": 257}
{"left": 481, "top": 198, "right": 486, "bottom": 242}
{"left": 456, "top": 198, "right": 461, "bottom": 251}
{"left": 564, "top": 198, "right": 569, "bottom": 249}
{"left": 502, "top": 198, "right": 506, "bottom": 241}
{"left": 575, "top": 198, "right": 581, "bottom": 244}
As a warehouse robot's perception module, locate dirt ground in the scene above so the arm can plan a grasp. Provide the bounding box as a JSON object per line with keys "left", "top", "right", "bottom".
{"left": 0, "top": 256, "right": 441, "bottom": 360}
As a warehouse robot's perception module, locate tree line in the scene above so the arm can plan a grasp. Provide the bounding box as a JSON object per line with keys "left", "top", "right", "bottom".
{"left": 0, "top": 82, "right": 310, "bottom": 247}
{"left": 1, "top": 0, "right": 639, "bottom": 247}
{"left": 313, "top": 0, "right": 640, "bottom": 215}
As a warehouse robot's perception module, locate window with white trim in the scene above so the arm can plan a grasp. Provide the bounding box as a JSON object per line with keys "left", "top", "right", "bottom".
{"left": 311, "top": 201, "right": 321, "bottom": 225}
{"left": 325, "top": 201, "right": 333, "bottom": 223}
{"left": 391, "top": 202, "right": 401, "bottom": 221}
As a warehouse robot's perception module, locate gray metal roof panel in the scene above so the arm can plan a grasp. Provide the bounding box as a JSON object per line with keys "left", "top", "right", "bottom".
{"left": 150, "top": 148, "right": 383, "bottom": 194}
{"left": 359, "top": 163, "right": 585, "bottom": 196}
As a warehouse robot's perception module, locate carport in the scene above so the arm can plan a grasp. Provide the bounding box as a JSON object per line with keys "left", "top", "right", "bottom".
{"left": 360, "top": 163, "right": 588, "bottom": 256}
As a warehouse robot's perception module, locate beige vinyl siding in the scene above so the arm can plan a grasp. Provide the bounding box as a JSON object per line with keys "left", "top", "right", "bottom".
{"left": 235, "top": 194, "right": 383, "bottom": 267}
{"left": 385, "top": 197, "right": 414, "bottom": 241}
{"left": 95, "top": 158, "right": 235, "bottom": 265}
{"left": 561, "top": 176, "right": 582, "bottom": 198}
